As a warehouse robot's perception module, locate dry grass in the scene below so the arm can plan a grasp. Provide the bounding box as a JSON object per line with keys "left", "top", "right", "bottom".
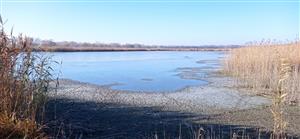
{"left": 0, "top": 113, "right": 46, "bottom": 138}
{"left": 223, "top": 41, "right": 300, "bottom": 104}
{"left": 223, "top": 41, "right": 300, "bottom": 138}
{"left": 0, "top": 17, "right": 55, "bottom": 138}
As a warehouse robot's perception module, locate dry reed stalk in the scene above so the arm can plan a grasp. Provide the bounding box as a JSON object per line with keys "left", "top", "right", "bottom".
{"left": 223, "top": 41, "right": 300, "bottom": 138}
{"left": 270, "top": 57, "right": 291, "bottom": 139}
{"left": 223, "top": 41, "right": 300, "bottom": 104}
{"left": 0, "top": 16, "right": 55, "bottom": 138}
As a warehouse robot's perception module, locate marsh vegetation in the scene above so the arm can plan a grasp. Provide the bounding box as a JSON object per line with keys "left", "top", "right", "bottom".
{"left": 0, "top": 17, "right": 299, "bottom": 138}
{"left": 223, "top": 42, "right": 300, "bottom": 138}
{"left": 0, "top": 19, "right": 56, "bottom": 138}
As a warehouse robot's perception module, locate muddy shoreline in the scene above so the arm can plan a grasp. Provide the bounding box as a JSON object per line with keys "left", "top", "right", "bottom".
{"left": 44, "top": 73, "right": 300, "bottom": 138}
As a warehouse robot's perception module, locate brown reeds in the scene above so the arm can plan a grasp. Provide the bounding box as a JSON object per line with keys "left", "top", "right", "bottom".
{"left": 223, "top": 41, "right": 300, "bottom": 138}
{"left": 269, "top": 57, "right": 291, "bottom": 139}
{"left": 223, "top": 41, "right": 300, "bottom": 104}
{"left": 0, "top": 17, "right": 55, "bottom": 138}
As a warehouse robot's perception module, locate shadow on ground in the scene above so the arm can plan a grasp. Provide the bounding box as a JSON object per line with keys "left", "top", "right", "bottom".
{"left": 44, "top": 99, "right": 271, "bottom": 139}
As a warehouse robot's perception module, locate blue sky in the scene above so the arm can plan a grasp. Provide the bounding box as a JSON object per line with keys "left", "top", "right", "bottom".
{"left": 0, "top": 0, "right": 299, "bottom": 45}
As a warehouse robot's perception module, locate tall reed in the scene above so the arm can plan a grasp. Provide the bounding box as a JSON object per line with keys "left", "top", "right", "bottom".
{"left": 223, "top": 41, "right": 300, "bottom": 138}
{"left": 223, "top": 41, "right": 300, "bottom": 104}
{"left": 0, "top": 17, "right": 55, "bottom": 138}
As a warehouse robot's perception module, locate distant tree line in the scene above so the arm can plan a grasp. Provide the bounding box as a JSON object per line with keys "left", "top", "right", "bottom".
{"left": 31, "top": 38, "right": 160, "bottom": 48}
{"left": 31, "top": 38, "right": 239, "bottom": 49}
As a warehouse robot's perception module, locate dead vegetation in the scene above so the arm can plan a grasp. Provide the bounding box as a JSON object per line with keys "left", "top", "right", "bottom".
{"left": 223, "top": 41, "right": 300, "bottom": 138}
{"left": 223, "top": 41, "right": 300, "bottom": 104}
{"left": 0, "top": 17, "right": 56, "bottom": 138}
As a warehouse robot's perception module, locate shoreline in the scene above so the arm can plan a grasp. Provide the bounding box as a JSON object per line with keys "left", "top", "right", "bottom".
{"left": 45, "top": 70, "right": 300, "bottom": 138}
{"left": 49, "top": 75, "right": 270, "bottom": 113}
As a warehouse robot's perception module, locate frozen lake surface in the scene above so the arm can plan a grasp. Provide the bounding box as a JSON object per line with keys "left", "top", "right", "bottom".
{"left": 51, "top": 51, "right": 225, "bottom": 92}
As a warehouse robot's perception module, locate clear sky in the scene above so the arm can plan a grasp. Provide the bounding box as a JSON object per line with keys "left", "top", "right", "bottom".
{"left": 0, "top": 0, "right": 299, "bottom": 45}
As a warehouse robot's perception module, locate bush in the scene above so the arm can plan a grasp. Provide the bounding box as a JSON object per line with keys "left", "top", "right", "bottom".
{"left": 0, "top": 16, "right": 55, "bottom": 138}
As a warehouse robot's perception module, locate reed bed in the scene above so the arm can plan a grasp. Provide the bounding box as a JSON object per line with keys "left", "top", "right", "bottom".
{"left": 223, "top": 41, "right": 300, "bottom": 138}
{"left": 0, "top": 17, "right": 55, "bottom": 138}
{"left": 223, "top": 41, "right": 300, "bottom": 104}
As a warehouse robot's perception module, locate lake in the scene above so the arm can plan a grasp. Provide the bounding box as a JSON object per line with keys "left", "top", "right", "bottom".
{"left": 51, "top": 51, "right": 225, "bottom": 92}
